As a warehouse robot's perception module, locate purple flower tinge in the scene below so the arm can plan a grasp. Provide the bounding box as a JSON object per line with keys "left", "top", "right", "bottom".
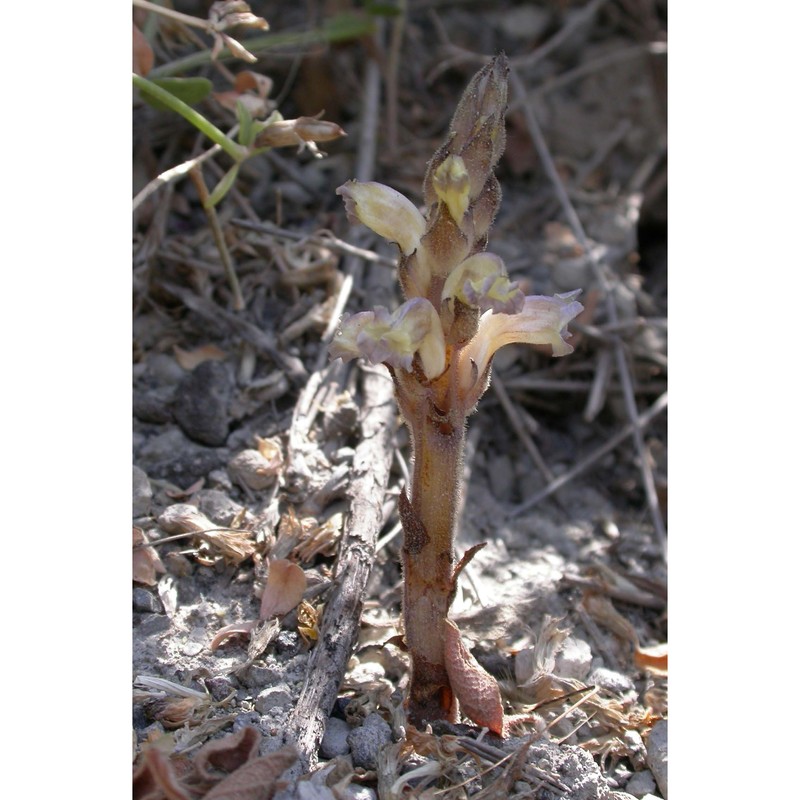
{"left": 330, "top": 297, "right": 446, "bottom": 380}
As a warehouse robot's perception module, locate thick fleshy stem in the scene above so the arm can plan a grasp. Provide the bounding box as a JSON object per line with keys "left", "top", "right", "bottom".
{"left": 399, "top": 405, "right": 465, "bottom": 723}
{"left": 391, "top": 349, "right": 473, "bottom": 726}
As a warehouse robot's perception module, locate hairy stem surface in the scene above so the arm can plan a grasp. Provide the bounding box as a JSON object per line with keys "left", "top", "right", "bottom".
{"left": 400, "top": 390, "right": 466, "bottom": 726}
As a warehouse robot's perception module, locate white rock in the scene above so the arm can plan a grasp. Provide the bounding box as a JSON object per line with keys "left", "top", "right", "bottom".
{"left": 554, "top": 636, "right": 592, "bottom": 679}
{"left": 254, "top": 683, "right": 293, "bottom": 714}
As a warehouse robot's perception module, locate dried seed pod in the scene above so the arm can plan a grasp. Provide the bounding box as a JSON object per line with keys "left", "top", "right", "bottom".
{"left": 228, "top": 447, "right": 282, "bottom": 492}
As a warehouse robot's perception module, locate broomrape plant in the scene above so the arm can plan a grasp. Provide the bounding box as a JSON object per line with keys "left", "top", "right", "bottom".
{"left": 330, "top": 55, "right": 583, "bottom": 733}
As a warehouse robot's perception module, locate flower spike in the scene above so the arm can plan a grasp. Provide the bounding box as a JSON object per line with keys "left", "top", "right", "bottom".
{"left": 329, "top": 56, "right": 583, "bottom": 733}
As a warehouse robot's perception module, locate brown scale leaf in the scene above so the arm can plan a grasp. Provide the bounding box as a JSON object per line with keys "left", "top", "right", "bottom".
{"left": 133, "top": 747, "right": 193, "bottom": 800}
{"left": 444, "top": 618, "right": 505, "bottom": 736}
{"left": 202, "top": 745, "right": 298, "bottom": 800}
{"left": 259, "top": 558, "right": 306, "bottom": 619}
{"left": 133, "top": 527, "right": 166, "bottom": 586}
{"left": 193, "top": 726, "right": 261, "bottom": 782}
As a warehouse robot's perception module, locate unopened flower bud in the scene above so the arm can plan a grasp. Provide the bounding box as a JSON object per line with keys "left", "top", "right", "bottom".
{"left": 336, "top": 181, "right": 426, "bottom": 257}
{"left": 254, "top": 114, "right": 346, "bottom": 149}
{"left": 432, "top": 155, "right": 470, "bottom": 227}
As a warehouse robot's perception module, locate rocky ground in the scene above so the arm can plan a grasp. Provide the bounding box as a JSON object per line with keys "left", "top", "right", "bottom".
{"left": 133, "top": 2, "right": 667, "bottom": 798}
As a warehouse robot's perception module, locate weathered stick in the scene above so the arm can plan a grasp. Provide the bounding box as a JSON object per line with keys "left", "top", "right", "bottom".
{"left": 280, "top": 366, "right": 396, "bottom": 774}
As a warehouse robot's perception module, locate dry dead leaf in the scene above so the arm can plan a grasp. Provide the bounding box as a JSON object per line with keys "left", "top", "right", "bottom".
{"left": 582, "top": 591, "right": 640, "bottom": 648}
{"left": 213, "top": 90, "right": 271, "bottom": 118}
{"left": 234, "top": 70, "right": 273, "bottom": 97}
{"left": 634, "top": 643, "right": 668, "bottom": 676}
{"left": 165, "top": 477, "right": 206, "bottom": 500}
{"left": 228, "top": 448, "right": 282, "bottom": 492}
{"left": 173, "top": 344, "right": 227, "bottom": 371}
{"left": 153, "top": 695, "right": 211, "bottom": 730}
{"left": 158, "top": 504, "right": 256, "bottom": 565}
{"left": 291, "top": 513, "right": 343, "bottom": 562}
{"left": 259, "top": 559, "right": 306, "bottom": 620}
{"left": 444, "top": 618, "right": 505, "bottom": 736}
{"left": 515, "top": 615, "right": 569, "bottom": 688}
{"left": 133, "top": 23, "right": 154, "bottom": 77}
{"left": 210, "top": 621, "right": 256, "bottom": 653}
{"left": 133, "top": 527, "right": 166, "bottom": 586}
{"left": 202, "top": 745, "right": 297, "bottom": 800}
{"left": 582, "top": 591, "right": 667, "bottom": 676}
{"left": 214, "top": 70, "right": 275, "bottom": 119}
{"left": 246, "top": 617, "right": 280, "bottom": 662}
{"left": 133, "top": 746, "right": 193, "bottom": 800}
{"left": 208, "top": 1, "right": 269, "bottom": 64}
{"left": 193, "top": 726, "right": 261, "bottom": 782}
{"left": 255, "top": 436, "right": 283, "bottom": 467}
{"left": 202, "top": 528, "right": 257, "bottom": 564}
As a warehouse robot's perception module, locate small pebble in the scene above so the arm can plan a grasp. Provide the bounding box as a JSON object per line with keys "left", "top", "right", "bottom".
{"left": 204, "top": 675, "right": 237, "bottom": 703}
{"left": 182, "top": 641, "right": 204, "bottom": 656}
{"left": 645, "top": 719, "right": 668, "bottom": 799}
{"left": 554, "top": 636, "right": 592, "bottom": 680}
{"left": 241, "top": 663, "right": 284, "bottom": 688}
{"left": 624, "top": 770, "right": 656, "bottom": 798}
{"left": 274, "top": 630, "right": 301, "bottom": 656}
{"left": 228, "top": 449, "right": 280, "bottom": 492}
{"left": 347, "top": 712, "right": 392, "bottom": 770}
{"left": 137, "top": 427, "right": 227, "bottom": 485}
{"left": 340, "top": 787, "right": 377, "bottom": 800}
{"left": 232, "top": 713, "right": 260, "bottom": 734}
{"left": 297, "top": 784, "right": 335, "bottom": 800}
{"left": 133, "top": 388, "right": 174, "bottom": 424}
{"left": 254, "top": 684, "right": 293, "bottom": 714}
{"left": 320, "top": 716, "right": 351, "bottom": 759}
{"left": 135, "top": 613, "right": 171, "bottom": 636}
{"left": 132, "top": 465, "right": 153, "bottom": 518}
{"left": 196, "top": 489, "right": 245, "bottom": 527}
{"left": 146, "top": 353, "right": 185, "bottom": 386}
{"left": 588, "top": 667, "right": 636, "bottom": 696}
{"left": 172, "top": 360, "right": 233, "bottom": 446}
{"left": 132, "top": 587, "right": 162, "bottom": 614}
{"left": 623, "top": 730, "right": 648, "bottom": 771}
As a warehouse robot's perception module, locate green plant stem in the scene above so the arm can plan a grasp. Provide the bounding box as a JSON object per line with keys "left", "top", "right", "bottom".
{"left": 132, "top": 73, "right": 247, "bottom": 162}
{"left": 400, "top": 393, "right": 466, "bottom": 726}
{"left": 133, "top": 0, "right": 210, "bottom": 31}
{"left": 147, "top": 14, "right": 375, "bottom": 79}
{"left": 188, "top": 167, "right": 245, "bottom": 311}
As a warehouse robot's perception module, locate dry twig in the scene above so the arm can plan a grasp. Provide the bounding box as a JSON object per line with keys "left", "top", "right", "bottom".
{"left": 508, "top": 66, "right": 667, "bottom": 558}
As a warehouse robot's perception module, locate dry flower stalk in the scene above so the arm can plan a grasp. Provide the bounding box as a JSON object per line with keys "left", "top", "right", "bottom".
{"left": 330, "top": 55, "right": 583, "bottom": 732}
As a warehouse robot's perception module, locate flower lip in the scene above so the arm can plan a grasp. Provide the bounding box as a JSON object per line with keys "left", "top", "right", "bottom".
{"left": 441, "top": 252, "right": 524, "bottom": 315}
{"left": 457, "top": 289, "right": 583, "bottom": 391}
